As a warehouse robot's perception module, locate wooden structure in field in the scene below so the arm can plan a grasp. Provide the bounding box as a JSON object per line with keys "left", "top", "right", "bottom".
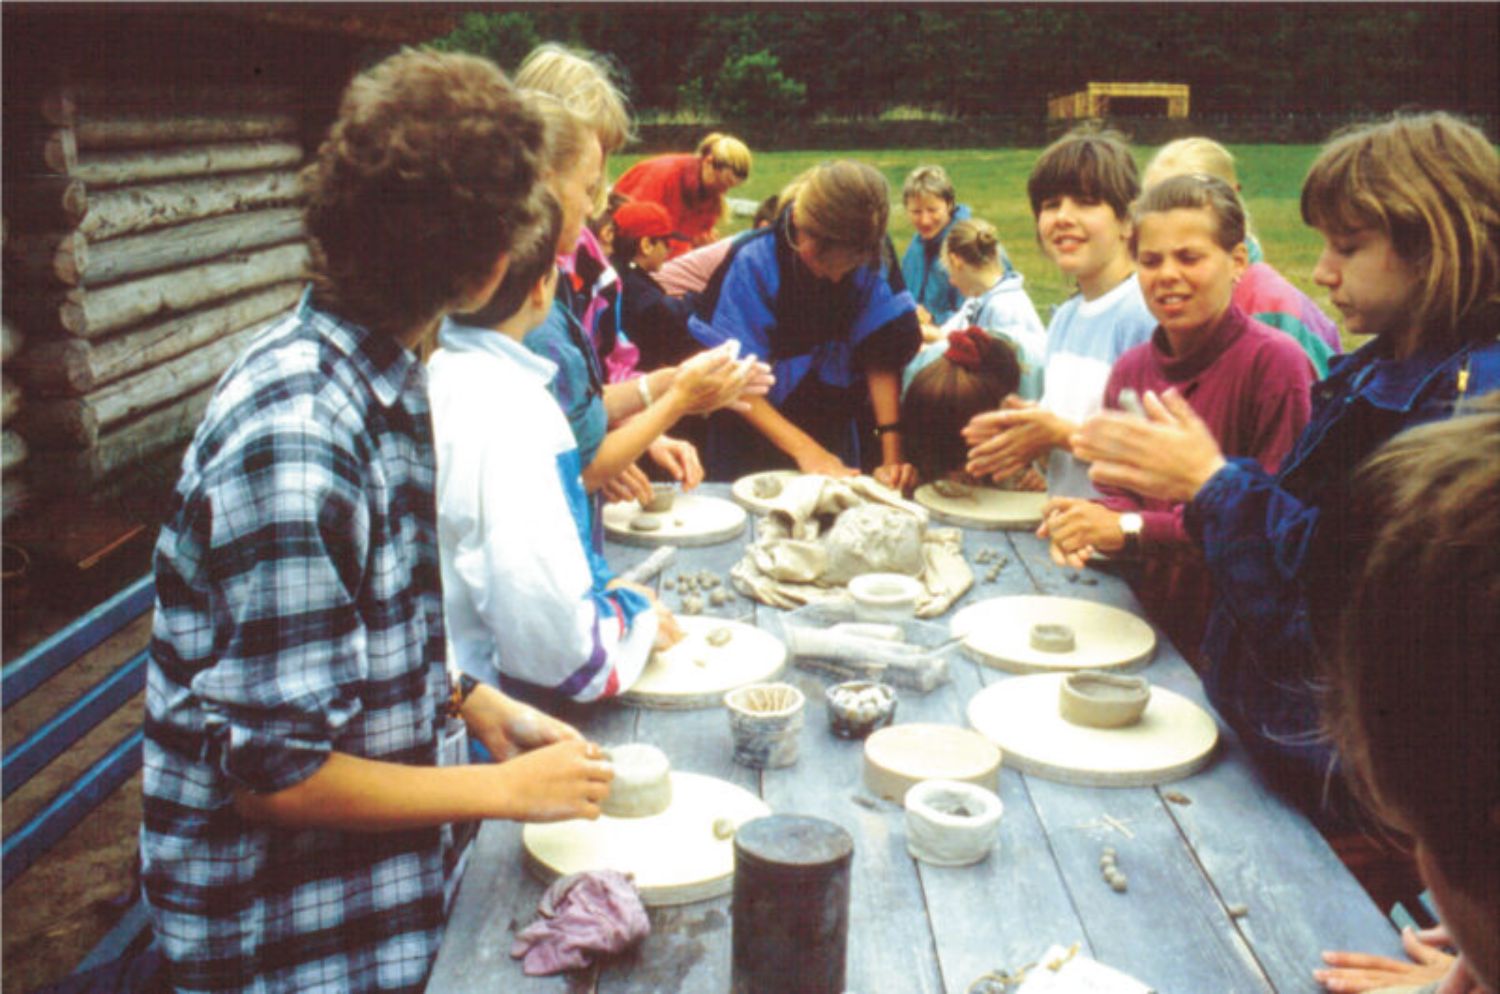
{"left": 1048, "top": 82, "right": 1191, "bottom": 120}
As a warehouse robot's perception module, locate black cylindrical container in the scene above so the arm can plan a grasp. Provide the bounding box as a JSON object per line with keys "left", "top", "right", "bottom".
{"left": 731, "top": 814, "right": 854, "bottom": 994}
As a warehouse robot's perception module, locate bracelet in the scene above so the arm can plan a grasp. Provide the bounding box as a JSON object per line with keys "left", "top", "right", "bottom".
{"left": 447, "top": 673, "right": 480, "bottom": 718}
{"left": 636, "top": 375, "right": 654, "bottom": 409}
{"left": 874, "top": 422, "right": 903, "bottom": 436}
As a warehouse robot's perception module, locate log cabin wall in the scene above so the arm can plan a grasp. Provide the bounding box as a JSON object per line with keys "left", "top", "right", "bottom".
{"left": 1, "top": 7, "right": 371, "bottom": 525}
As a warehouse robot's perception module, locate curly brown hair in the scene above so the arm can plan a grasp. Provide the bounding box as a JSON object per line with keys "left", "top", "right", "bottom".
{"left": 302, "top": 48, "right": 543, "bottom": 337}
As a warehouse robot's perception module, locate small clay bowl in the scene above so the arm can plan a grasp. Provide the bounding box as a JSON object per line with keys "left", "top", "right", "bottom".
{"left": 904, "top": 779, "right": 1004, "bottom": 867}
{"left": 1058, "top": 671, "right": 1151, "bottom": 729}
{"left": 643, "top": 485, "right": 676, "bottom": 514}
{"left": 601, "top": 743, "right": 673, "bottom": 818}
{"left": 848, "top": 572, "right": 923, "bottom": 622}
{"left": 825, "top": 680, "right": 898, "bottom": 739}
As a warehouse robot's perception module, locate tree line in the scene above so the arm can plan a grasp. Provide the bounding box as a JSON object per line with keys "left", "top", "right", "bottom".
{"left": 430, "top": 4, "right": 1498, "bottom": 123}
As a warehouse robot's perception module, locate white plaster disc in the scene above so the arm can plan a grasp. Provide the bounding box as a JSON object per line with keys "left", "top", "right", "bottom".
{"left": 523, "top": 771, "right": 770, "bottom": 906}
{"left": 603, "top": 492, "right": 747, "bottom": 547}
{"left": 949, "top": 595, "right": 1156, "bottom": 674}
{"left": 861, "top": 723, "right": 1003, "bottom": 803}
{"left": 967, "top": 674, "right": 1219, "bottom": 787}
{"left": 914, "top": 483, "right": 1047, "bottom": 531}
{"left": 621, "top": 616, "right": 787, "bottom": 709}
{"left": 730, "top": 470, "right": 801, "bottom": 513}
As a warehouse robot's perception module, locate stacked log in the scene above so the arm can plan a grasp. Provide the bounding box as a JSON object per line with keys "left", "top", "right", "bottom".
{"left": 3, "top": 84, "right": 309, "bottom": 500}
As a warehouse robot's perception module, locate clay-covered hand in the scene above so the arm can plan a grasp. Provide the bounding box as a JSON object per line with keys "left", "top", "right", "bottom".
{"left": 463, "top": 684, "right": 583, "bottom": 762}
{"left": 795, "top": 446, "right": 859, "bottom": 478}
{"left": 873, "top": 461, "right": 919, "bottom": 494}
{"left": 601, "top": 464, "right": 655, "bottom": 506}
{"left": 491, "top": 739, "right": 615, "bottom": 822}
{"left": 671, "top": 345, "right": 773, "bottom": 415}
{"left": 1038, "top": 497, "right": 1123, "bottom": 568}
{"left": 1314, "top": 926, "right": 1469, "bottom": 993}
{"left": 648, "top": 436, "right": 704, "bottom": 490}
{"left": 964, "top": 397, "right": 1073, "bottom": 482}
{"left": 1072, "top": 388, "right": 1226, "bottom": 503}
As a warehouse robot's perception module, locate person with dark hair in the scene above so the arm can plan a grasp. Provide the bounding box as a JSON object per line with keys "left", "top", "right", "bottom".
{"left": 963, "top": 127, "right": 1155, "bottom": 499}
{"left": 432, "top": 195, "right": 681, "bottom": 702}
{"left": 689, "top": 160, "right": 922, "bottom": 484}
{"left": 1311, "top": 396, "right": 1500, "bottom": 994}
{"left": 143, "top": 50, "right": 614, "bottom": 993}
{"left": 902, "top": 328, "right": 1022, "bottom": 484}
{"left": 653, "top": 193, "right": 782, "bottom": 299}
{"left": 608, "top": 200, "right": 701, "bottom": 371}
{"left": 1073, "top": 112, "right": 1500, "bottom": 821}
{"left": 1042, "top": 174, "right": 1314, "bottom": 662}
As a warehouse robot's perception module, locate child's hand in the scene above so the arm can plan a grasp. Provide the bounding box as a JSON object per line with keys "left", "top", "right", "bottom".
{"left": 1038, "top": 497, "right": 1123, "bottom": 568}
{"left": 491, "top": 739, "right": 614, "bottom": 822}
{"left": 671, "top": 347, "right": 769, "bottom": 416}
{"left": 601, "top": 464, "right": 655, "bottom": 505}
{"left": 1073, "top": 389, "right": 1225, "bottom": 503}
{"left": 874, "top": 461, "right": 918, "bottom": 494}
{"left": 462, "top": 684, "right": 583, "bottom": 761}
{"left": 795, "top": 447, "right": 858, "bottom": 478}
{"left": 964, "top": 401, "right": 1072, "bottom": 481}
{"left": 648, "top": 436, "right": 703, "bottom": 490}
{"left": 1314, "top": 926, "right": 1469, "bottom": 993}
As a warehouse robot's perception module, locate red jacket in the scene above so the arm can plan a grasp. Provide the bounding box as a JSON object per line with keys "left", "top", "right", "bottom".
{"left": 613, "top": 154, "right": 721, "bottom": 257}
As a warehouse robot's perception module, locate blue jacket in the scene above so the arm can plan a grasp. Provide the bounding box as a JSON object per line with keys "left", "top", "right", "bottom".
{"left": 899, "top": 203, "right": 972, "bottom": 325}
{"left": 1186, "top": 303, "right": 1500, "bottom": 823}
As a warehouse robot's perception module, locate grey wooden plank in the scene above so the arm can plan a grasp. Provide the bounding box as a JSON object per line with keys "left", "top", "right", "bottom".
{"left": 1157, "top": 728, "right": 1404, "bottom": 990}
{"left": 1024, "top": 776, "right": 1273, "bottom": 993}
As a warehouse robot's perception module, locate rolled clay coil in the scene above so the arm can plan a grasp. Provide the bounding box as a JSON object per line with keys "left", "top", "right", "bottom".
{"left": 602, "top": 743, "right": 674, "bottom": 818}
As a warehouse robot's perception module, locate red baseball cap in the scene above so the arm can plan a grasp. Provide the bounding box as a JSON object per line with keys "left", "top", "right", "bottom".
{"left": 613, "top": 201, "right": 676, "bottom": 240}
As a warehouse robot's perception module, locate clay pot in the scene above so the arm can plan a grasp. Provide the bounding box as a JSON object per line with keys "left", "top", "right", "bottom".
{"left": 601, "top": 743, "right": 674, "bottom": 818}
{"left": 643, "top": 485, "right": 676, "bottom": 513}
{"left": 1058, "top": 671, "right": 1151, "bottom": 728}
{"left": 848, "top": 572, "right": 923, "bottom": 622}
{"left": 824, "top": 680, "right": 897, "bottom": 739}
{"left": 904, "top": 779, "right": 1004, "bottom": 866}
{"left": 725, "top": 682, "right": 805, "bottom": 768}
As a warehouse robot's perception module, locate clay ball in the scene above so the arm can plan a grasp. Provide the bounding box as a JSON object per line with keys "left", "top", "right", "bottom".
{"left": 630, "top": 514, "right": 663, "bottom": 532}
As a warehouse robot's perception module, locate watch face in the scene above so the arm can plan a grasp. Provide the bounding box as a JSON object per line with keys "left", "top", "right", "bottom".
{"left": 1120, "top": 513, "right": 1143, "bottom": 535}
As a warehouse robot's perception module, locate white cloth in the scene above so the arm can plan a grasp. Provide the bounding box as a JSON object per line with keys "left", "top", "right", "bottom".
{"left": 730, "top": 475, "right": 972, "bottom": 618}
{"left": 429, "top": 320, "right": 657, "bottom": 701}
{"left": 1039, "top": 274, "right": 1155, "bottom": 498}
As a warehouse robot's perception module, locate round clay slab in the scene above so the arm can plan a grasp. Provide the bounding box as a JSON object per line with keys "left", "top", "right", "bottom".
{"left": 914, "top": 483, "right": 1047, "bottom": 531}
{"left": 603, "top": 492, "right": 747, "bottom": 548}
{"left": 949, "top": 595, "right": 1156, "bottom": 674}
{"left": 967, "top": 674, "right": 1218, "bottom": 787}
{"left": 621, "top": 616, "right": 788, "bottom": 709}
{"left": 523, "top": 771, "right": 770, "bottom": 906}
{"left": 861, "top": 723, "right": 1002, "bottom": 803}
{"left": 730, "top": 470, "right": 801, "bottom": 513}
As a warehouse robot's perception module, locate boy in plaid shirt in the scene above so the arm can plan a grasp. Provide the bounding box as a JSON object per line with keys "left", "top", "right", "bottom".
{"left": 142, "top": 50, "right": 614, "bottom": 993}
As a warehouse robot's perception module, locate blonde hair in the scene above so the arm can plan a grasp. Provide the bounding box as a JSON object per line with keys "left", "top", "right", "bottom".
{"left": 522, "top": 90, "right": 595, "bottom": 180}
{"left": 1301, "top": 112, "right": 1500, "bottom": 344}
{"left": 515, "top": 43, "right": 633, "bottom": 155}
{"left": 697, "top": 133, "right": 751, "bottom": 180}
{"left": 944, "top": 218, "right": 1003, "bottom": 268}
{"left": 784, "top": 161, "right": 891, "bottom": 268}
{"left": 903, "top": 164, "right": 955, "bottom": 207}
{"left": 1144, "top": 137, "right": 1240, "bottom": 190}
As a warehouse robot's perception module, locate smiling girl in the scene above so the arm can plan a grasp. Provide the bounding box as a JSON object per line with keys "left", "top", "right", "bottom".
{"left": 1041, "top": 174, "right": 1314, "bottom": 660}
{"left": 1072, "top": 112, "right": 1500, "bottom": 822}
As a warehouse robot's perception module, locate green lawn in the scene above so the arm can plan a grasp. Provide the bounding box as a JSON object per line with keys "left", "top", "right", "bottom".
{"left": 611, "top": 145, "right": 1357, "bottom": 349}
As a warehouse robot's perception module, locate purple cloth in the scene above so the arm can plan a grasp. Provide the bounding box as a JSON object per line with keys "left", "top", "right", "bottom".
{"left": 510, "top": 870, "right": 651, "bottom": 976}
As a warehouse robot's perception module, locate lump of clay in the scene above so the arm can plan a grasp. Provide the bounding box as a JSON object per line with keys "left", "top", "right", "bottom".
{"left": 821, "top": 505, "right": 924, "bottom": 585}
{"left": 644, "top": 487, "right": 675, "bottom": 513}
{"left": 931, "top": 480, "right": 975, "bottom": 500}
{"left": 751, "top": 475, "right": 784, "bottom": 499}
{"left": 631, "top": 514, "right": 663, "bottom": 532}
{"left": 601, "top": 743, "right": 673, "bottom": 818}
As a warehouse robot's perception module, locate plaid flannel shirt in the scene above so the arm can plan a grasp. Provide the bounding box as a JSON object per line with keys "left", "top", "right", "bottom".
{"left": 142, "top": 295, "right": 460, "bottom": 993}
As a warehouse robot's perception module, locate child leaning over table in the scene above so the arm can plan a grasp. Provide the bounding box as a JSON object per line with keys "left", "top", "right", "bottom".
{"left": 430, "top": 195, "right": 683, "bottom": 702}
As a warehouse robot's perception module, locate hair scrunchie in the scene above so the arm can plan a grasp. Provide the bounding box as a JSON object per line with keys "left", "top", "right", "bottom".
{"left": 944, "top": 327, "right": 989, "bottom": 370}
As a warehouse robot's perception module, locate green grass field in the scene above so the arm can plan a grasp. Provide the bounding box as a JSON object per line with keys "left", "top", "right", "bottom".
{"left": 612, "top": 145, "right": 1353, "bottom": 347}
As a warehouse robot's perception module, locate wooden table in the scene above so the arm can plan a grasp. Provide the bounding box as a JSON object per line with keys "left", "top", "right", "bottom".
{"left": 429, "top": 483, "right": 1402, "bottom": 993}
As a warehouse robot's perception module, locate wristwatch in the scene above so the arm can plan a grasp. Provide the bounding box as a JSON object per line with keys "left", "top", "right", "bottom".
{"left": 1118, "top": 512, "right": 1144, "bottom": 556}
